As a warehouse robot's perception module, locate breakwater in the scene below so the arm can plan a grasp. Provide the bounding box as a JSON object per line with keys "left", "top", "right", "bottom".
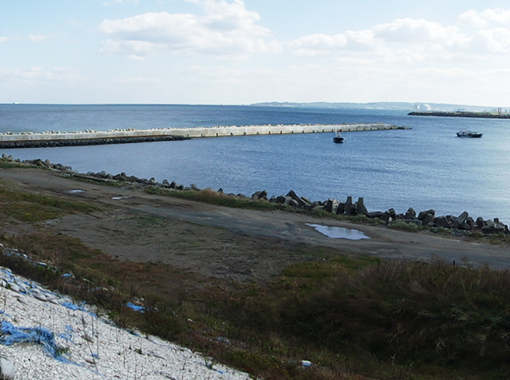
{"left": 0, "top": 123, "right": 409, "bottom": 148}
{"left": 408, "top": 111, "right": 510, "bottom": 119}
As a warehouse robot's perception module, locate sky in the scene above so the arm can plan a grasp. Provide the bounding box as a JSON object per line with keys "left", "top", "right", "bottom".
{"left": 2, "top": 0, "right": 510, "bottom": 106}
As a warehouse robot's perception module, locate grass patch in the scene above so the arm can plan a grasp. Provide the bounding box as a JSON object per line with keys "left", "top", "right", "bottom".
{"left": 0, "top": 181, "right": 99, "bottom": 221}
{"left": 388, "top": 219, "right": 425, "bottom": 232}
{"left": 2, "top": 231, "right": 510, "bottom": 379}
{"left": 1, "top": 163, "right": 510, "bottom": 378}
{"left": 0, "top": 159, "right": 33, "bottom": 169}
{"left": 146, "top": 186, "right": 284, "bottom": 211}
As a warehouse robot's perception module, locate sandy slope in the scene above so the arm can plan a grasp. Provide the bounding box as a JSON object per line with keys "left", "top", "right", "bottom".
{"left": 0, "top": 265, "right": 251, "bottom": 379}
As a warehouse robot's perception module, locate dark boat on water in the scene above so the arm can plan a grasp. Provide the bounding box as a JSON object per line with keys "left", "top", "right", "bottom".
{"left": 333, "top": 130, "right": 344, "bottom": 143}
{"left": 457, "top": 131, "right": 483, "bottom": 138}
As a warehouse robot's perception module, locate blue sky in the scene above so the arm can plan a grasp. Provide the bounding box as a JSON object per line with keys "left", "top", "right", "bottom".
{"left": 2, "top": 0, "right": 510, "bottom": 106}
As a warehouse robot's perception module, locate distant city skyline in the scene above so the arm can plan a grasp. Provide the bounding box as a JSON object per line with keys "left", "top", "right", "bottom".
{"left": 2, "top": 1, "right": 510, "bottom": 106}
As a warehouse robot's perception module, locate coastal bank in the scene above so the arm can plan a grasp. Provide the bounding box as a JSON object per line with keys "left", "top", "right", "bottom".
{"left": 0, "top": 123, "right": 409, "bottom": 148}
{"left": 3, "top": 154, "right": 507, "bottom": 237}
{"left": 408, "top": 111, "right": 510, "bottom": 119}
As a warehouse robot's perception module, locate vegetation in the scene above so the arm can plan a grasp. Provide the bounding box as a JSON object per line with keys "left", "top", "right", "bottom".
{"left": 2, "top": 231, "right": 510, "bottom": 379}
{"left": 1, "top": 159, "right": 510, "bottom": 378}
{"left": 146, "top": 186, "right": 284, "bottom": 211}
{"left": 0, "top": 179, "right": 99, "bottom": 221}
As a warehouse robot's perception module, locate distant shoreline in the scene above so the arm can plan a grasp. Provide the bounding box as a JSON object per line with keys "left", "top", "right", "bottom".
{"left": 408, "top": 111, "right": 510, "bottom": 119}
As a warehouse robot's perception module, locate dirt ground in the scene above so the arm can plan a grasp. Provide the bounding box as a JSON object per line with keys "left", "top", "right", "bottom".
{"left": 1, "top": 167, "right": 509, "bottom": 283}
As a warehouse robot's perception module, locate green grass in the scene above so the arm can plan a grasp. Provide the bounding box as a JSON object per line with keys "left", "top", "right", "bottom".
{"left": 0, "top": 160, "right": 32, "bottom": 169}
{"left": 388, "top": 219, "right": 425, "bottom": 232}
{"left": 146, "top": 186, "right": 284, "bottom": 211}
{"left": 3, "top": 230, "right": 510, "bottom": 379}
{"left": 0, "top": 183, "right": 99, "bottom": 221}
{"left": 2, "top": 158, "right": 510, "bottom": 378}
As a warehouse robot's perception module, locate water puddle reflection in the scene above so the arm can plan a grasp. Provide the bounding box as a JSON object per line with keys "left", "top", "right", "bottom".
{"left": 307, "top": 223, "right": 370, "bottom": 240}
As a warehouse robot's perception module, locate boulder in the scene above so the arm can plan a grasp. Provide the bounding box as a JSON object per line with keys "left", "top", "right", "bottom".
{"left": 324, "top": 199, "right": 339, "bottom": 214}
{"left": 453, "top": 211, "right": 469, "bottom": 229}
{"left": 286, "top": 190, "right": 310, "bottom": 208}
{"left": 366, "top": 211, "right": 384, "bottom": 219}
{"left": 434, "top": 216, "right": 452, "bottom": 229}
{"left": 422, "top": 213, "right": 435, "bottom": 226}
{"left": 311, "top": 204, "right": 325, "bottom": 212}
{"left": 288, "top": 198, "right": 300, "bottom": 208}
{"left": 379, "top": 211, "right": 393, "bottom": 223}
{"left": 357, "top": 197, "right": 368, "bottom": 215}
{"left": 251, "top": 190, "right": 267, "bottom": 200}
{"left": 344, "top": 196, "right": 353, "bottom": 215}
{"left": 276, "top": 195, "right": 286, "bottom": 204}
{"left": 418, "top": 209, "right": 435, "bottom": 221}
{"left": 404, "top": 207, "right": 416, "bottom": 219}
{"left": 482, "top": 220, "right": 507, "bottom": 234}
{"left": 336, "top": 202, "right": 345, "bottom": 215}
{"left": 301, "top": 196, "right": 313, "bottom": 205}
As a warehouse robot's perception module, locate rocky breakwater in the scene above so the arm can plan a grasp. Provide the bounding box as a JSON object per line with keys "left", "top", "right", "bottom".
{"left": 250, "top": 190, "right": 508, "bottom": 236}
{"left": 3, "top": 154, "right": 507, "bottom": 237}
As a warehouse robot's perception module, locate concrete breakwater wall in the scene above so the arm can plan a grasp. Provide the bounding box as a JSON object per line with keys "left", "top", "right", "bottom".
{"left": 0, "top": 123, "right": 408, "bottom": 148}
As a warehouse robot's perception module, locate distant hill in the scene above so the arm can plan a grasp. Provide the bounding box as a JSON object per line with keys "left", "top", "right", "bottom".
{"left": 250, "top": 101, "right": 496, "bottom": 112}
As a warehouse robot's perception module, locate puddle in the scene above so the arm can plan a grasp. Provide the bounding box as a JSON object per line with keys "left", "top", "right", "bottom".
{"left": 68, "top": 190, "right": 84, "bottom": 194}
{"left": 112, "top": 196, "right": 131, "bottom": 200}
{"left": 306, "top": 223, "right": 370, "bottom": 240}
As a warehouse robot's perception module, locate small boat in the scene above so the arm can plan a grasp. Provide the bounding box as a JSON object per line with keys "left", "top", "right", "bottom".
{"left": 457, "top": 130, "right": 482, "bottom": 138}
{"left": 333, "top": 129, "right": 344, "bottom": 143}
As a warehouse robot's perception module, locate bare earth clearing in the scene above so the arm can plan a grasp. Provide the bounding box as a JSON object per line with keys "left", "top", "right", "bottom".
{"left": 1, "top": 167, "right": 508, "bottom": 283}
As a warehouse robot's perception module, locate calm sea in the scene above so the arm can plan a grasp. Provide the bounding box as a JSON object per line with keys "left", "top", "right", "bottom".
{"left": 1, "top": 104, "right": 509, "bottom": 223}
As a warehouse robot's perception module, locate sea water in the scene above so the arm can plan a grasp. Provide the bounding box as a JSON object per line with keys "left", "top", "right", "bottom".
{"left": 1, "top": 104, "right": 509, "bottom": 222}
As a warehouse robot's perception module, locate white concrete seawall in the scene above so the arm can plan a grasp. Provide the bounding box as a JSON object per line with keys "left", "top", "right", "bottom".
{"left": 0, "top": 123, "right": 410, "bottom": 148}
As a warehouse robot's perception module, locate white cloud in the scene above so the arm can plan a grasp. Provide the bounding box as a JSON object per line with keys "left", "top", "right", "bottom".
{"left": 458, "top": 8, "right": 510, "bottom": 28}
{"left": 28, "top": 34, "right": 48, "bottom": 43}
{"left": 104, "top": 0, "right": 140, "bottom": 4}
{"left": 470, "top": 28, "right": 510, "bottom": 53}
{"left": 99, "top": 0, "right": 278, "bottom": 59}
{"left": 286, "top": 34, "right": 347, "bottom": 57}
{"left": 0, "top": 37, "right": 9, "bottom": 43}
{"left": 286, "top": 11, "right": 510, "bottom": 64}
{"left": 0, "top": 67, "right": 83, "bottom": 84}
{"left": 373, "top": 18, "right": 463, "bottom": 46}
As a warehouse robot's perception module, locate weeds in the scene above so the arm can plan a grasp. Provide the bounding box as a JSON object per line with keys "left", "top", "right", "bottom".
{"left": 388, "top": 220, "right": 424, "bottom": 232}
{"left": 0, "top": 182, "right": 98, "bottom": 221}
{"left": 146, "top": 186, "right": 284, "bottom": 211}
{"left": 1, "top": 163, "right": 510, "bottom": 378}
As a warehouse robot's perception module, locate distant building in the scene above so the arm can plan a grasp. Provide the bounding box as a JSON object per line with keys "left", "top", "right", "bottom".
{"left": 414, "top": 103, "right": 431, "bottom": 111}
